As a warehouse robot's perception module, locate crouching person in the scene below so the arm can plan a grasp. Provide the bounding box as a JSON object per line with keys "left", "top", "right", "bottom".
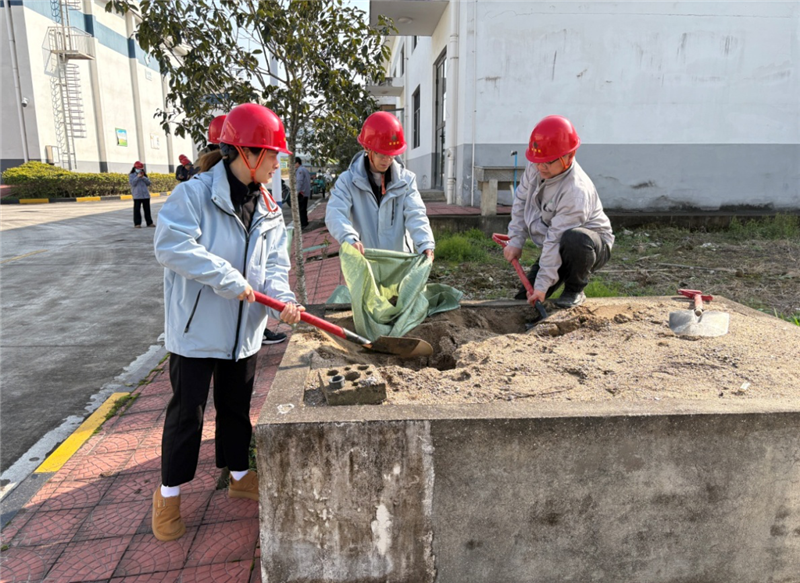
{"left": 504, "top": 115, "right": 614, "bottom": 309}
{"left": 151, "top": 103, "right": 304, "bottom": 541}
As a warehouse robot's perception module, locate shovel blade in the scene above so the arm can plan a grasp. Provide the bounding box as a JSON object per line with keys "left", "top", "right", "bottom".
{"left": 370, "top": 336, "right": 433, "bottom": 358}
{"left": 669, "top": 310, "right": 730, "bottom": 337}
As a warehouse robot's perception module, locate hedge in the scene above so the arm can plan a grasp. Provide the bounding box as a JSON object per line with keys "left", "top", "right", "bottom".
{"left": 2, "top": 161, "right": 178, "bottom": 198}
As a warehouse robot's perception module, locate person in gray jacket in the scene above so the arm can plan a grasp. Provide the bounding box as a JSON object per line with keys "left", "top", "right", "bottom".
{"left": 325, "top": 112, "right": 435, "bottom": 259}
{"left": 295, "top": 157, "right": 311, "bottom": 229}
{"left": 504, "top": 115, "right": 614, "bottom": 308}
{"left": 129, "top": 161, "right": 154, "bottom": 228}
{"left": 151, "top": 103, "right": 303, "bottom": 542}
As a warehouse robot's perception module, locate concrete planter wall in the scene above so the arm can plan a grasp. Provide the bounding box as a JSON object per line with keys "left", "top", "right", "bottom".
{"left": 256, "top": 335, "right": 800, "bottom": 583}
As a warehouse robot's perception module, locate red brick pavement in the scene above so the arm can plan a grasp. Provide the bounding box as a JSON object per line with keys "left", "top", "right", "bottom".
{"left": 0, "top": 199, "right": 483, "bottom": 581}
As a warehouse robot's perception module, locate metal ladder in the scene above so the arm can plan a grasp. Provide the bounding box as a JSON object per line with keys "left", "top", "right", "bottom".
{"left": 48, "top": 0, "right": 91, "bottom": 170}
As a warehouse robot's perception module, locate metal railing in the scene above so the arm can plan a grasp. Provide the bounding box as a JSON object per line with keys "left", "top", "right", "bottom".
{"left": 48, "top": 26, "right": 95, "bottom": 60}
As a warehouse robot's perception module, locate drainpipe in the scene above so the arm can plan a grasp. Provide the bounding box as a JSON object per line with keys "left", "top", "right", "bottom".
{"left": 470, "top": 0, "right": 478, "bottom": 207}
{"left": 445, "top": 0, "right": 459, "bottom": 205}
{"left": 4, "top": 0, "right": 30, "bottom": 163}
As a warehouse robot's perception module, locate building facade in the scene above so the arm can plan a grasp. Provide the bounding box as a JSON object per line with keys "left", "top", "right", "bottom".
{"left": 1, "top": 0, "right": 196, "bottom": 175}
{"left": 369, "top": 0, "right": 799, "bottom": 211}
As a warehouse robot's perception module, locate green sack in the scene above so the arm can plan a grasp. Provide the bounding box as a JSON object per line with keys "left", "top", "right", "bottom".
{"left": 327, "top": 242, "right": 463, "bottom": 341}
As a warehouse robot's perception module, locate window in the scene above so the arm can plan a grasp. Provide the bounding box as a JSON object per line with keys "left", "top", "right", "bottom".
{"left": 412, "top": 87, "right": 421, "bottom": 149}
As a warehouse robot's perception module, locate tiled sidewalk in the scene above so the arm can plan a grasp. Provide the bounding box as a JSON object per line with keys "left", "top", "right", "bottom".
{"left": 0, "top": 199, "right": 486, "bottom": 582}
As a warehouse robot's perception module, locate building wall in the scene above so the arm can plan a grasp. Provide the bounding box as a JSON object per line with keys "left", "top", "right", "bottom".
{"left": 387, "top": 1, "right": 800, "bottom": 210}
{"left": 1, "top": 0, "right": 194, "bottom": 176}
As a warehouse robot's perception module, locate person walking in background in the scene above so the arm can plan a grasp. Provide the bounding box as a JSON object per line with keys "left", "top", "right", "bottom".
{"left": 151, "top": 103, "right": 304, "bottom": 542}
{"left": 175, "top": 155, "right": 197, "bottom": 182}
{"left": 325, "top": 112, "right": 435, "bottom": 259}
{"left": 504, "top": 115, "right": 614, "bottom": 308}
{"left": 129, "top": 161, "right": 154, "bottom": 228}
{"left": 295, "top": 157, "right": 311, "bottom": 229}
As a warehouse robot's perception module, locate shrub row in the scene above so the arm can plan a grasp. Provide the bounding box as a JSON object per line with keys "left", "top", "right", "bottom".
{"left": 2, "top": 161, "right": 178, "bottom": 198}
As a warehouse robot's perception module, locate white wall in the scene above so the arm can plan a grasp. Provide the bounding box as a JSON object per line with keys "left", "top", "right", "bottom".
{"left": 1, "top": 1, "right": 194, "bottom": 176}
{"left": 468, "top": 1, "right": 799, "bottom": 147}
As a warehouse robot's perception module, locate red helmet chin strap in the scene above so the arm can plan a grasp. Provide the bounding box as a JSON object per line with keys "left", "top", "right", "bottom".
{"left": 235, "top": 145, "right": 279, "bottom": 213}
{"left": 235, "top": 145, "right": 268, "bottom": 185}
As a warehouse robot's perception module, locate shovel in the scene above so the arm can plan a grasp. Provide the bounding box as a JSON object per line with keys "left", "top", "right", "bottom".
{"left": 253, "top": 291, "right": 433, "bottom": 358}
{"left": 492, "top": 233, "right": 548, "bottom": 322}
{"left": 668, "top": 288, "right": 730, "bottom": 337}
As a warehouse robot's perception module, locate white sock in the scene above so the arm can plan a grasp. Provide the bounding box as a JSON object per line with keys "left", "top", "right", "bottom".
{"left": 230, "top": 469, "right": 249, "bottom": 481}
{"left": 160, "top": 484, "right": 180, "bottom": 498}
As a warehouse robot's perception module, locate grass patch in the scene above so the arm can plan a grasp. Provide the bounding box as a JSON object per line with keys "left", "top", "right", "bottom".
{"left": 584, "top": 280, "right": 623, "bottom": 298}
{"left": 726, "top": 213, "right": 800, "bottom": 240}
{"left": 433, "top": 228, "right": 493, "bottom": 263}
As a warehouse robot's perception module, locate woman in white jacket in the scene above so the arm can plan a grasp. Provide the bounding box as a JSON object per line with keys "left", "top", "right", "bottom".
{"left": 325, "top": 112, "right": 435, "bottom": 259}
{"left": 151, "top": 103, "right": 304, "bottom": 541}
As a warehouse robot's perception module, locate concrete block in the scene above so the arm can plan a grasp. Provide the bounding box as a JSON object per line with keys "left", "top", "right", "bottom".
{"left": 319, "top": 365, "right": 387, "bottom": 406}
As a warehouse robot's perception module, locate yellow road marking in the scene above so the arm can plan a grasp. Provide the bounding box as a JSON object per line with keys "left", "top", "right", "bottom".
{"left": 1, "top": 249, "right": 47, "bottom": 264}
{"left": 19, "top": 199, "right": 49, "bottom": 204}
{"left": 76, "top": 196, "right": 101, "bottom": 202}
{"left": 35, "top": 392, "right": 129, "bottom": 473}
{"left": 150, "top": 193, "right": 161, "bottom": 197}
{"left": 120, "top": 194, "right": 133, "bottom": 200}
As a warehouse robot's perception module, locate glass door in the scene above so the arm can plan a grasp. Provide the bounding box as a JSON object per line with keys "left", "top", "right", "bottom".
{"left": 433, "top": 51, "right": 447, "bottom": 189}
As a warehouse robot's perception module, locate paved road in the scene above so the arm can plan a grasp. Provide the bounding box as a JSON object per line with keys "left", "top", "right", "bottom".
{"left": 0, "top": 200, "right": 170, "bottom": 476}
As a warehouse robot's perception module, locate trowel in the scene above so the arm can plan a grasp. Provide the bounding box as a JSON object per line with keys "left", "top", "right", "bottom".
{"left": 254, "top": 292, "right": 433, "bottom": 358}
{"left": 668, "top": 289, "right": 729, "bottom": 337}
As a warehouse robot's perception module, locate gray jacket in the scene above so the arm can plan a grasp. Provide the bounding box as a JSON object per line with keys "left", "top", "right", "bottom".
{"left": 153, "top": 161, "right": 295, "bottom": 360}
{"left": 325, "top": 153, "right": 435, "bottom": 254}
{"left": 507, "top": 160, "right": 614, "bottom": 292}
{"left": 296, "top": 165, "right": 311, "bottom": 198}
{"left": 129, "top": 172, "right": 151, "bottom": 199}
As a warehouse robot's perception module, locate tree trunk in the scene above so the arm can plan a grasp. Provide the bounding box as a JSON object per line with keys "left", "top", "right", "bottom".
{"left": 287, "top": 137, "right": 307, "bottom": 304}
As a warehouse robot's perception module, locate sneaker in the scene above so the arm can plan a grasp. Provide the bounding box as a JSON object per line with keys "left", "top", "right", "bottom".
{"left": 262, "top": 329, "right": 287, "bottom": 345}
{"left": 553, "top": 290, "right": 586, "bottom": 308}
{"left": 229, "top": 471, "right": 259, "bottom": 501}
{"left": 148, "top": 223, "right": 156, "bottom": 228}
{"left": 134, "top": 225, "right": 142, "bottom": 228}
{"left": 152, "top": 488, "right": 186, "bottom": 541}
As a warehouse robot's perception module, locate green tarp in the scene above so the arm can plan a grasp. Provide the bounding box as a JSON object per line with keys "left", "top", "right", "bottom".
{"left": 327, "top": 242, "right": 463, "bottom": 341}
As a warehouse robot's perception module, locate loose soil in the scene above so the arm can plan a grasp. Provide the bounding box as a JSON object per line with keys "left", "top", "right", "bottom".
{"left": 298, "top": 297, "right": 800, "bottom": 406}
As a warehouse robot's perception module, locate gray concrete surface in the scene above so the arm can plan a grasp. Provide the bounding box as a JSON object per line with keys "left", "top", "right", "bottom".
{"left": 256, "top": 299, "right": 800, "bottom": 583}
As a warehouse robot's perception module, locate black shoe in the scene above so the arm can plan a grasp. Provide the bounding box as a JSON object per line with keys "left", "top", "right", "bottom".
{"left": 513, "top": 286, "right": 528, "bottom": 301}
{"left": 262, "top": 329, "right": 287, "bottom": 345}
{"left": 553, "top": 291, "right": 586, "bottom": 308}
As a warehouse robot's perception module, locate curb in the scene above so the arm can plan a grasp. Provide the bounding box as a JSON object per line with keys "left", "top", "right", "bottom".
{"left": 0, "top": 191, "right": 172, "bottom": 205}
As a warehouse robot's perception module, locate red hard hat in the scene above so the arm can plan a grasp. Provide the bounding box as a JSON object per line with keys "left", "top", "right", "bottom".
{"left": 357, "top": 112, "right": 406, "bottom": 156}
{"left": 208, "top": 115, "right": 226, "bottom": 145}
{"left": 178, "top": 154, "right": 190, "bottom": 165}
{"left": 218, "top": 104, "right": 291, "bottom": 154}
{"left": 526, "top": 115, "right": 581, "bottom": 163}
{"left": 133, "top": 161, "right": 144, "bottom": 169}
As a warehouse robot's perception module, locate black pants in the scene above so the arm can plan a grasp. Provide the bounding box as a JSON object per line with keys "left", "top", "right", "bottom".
{"left": 161, "top": 353, "right": 258, "bottom": 486}
{"left": 515, "top": 228, "right": 612, "bottom": 299}
{"left": 133, "top": 198, "right": 153, "bottom": 226}
{"left": 298, "top": 194, "right": 309, "bottom": 229}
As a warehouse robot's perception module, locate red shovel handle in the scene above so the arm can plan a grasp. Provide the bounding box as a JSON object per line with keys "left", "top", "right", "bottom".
{"left": 493, "top": 233, "right": 535, "bottom": 295}
{"left": 253, "top": 291, "right": 373, "bottom": 347}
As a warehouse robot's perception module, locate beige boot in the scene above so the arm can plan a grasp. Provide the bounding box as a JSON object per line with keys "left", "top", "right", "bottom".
{"left": 152, "top": 488, "right": 186, "bottom": 541}
{"left": 228, "top": 471, "right": 259, "bottom": 501}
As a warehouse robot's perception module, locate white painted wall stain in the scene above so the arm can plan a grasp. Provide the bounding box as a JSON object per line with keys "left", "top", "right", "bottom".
{"left": 371, "top": 503, "right": 393, "bottom": 556}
